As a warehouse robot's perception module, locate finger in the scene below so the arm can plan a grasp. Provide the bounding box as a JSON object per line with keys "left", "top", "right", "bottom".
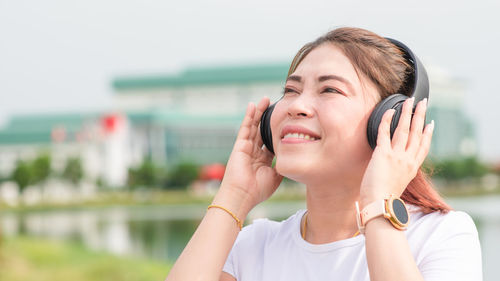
{"left": 262, "top": 145, "right": 274, "bottom": 162}
{"left": 236, "top": 102, "right": 256, "bottom": 141}
{"left": 255, "top": 123, "right": 264, "bottom": 148}
{"left": 376, "top": 108, "right": 396, "bottom": 149}
{"left": 254, "top": 97, "right": 270, "bottom": 127}
{"left": 392, "top": 97, "right": 415, "bottom": 151}
{"left": 249, "top": 97, "right": 271, "bottom": 141}
{"left": 255, "top": 145, "right": 275, "bottom": 169}
{"left": 407, "top": 98, "right": 427, "bottom": 155}
{"left": 416, "top": 120, "right": 435, "bottom": 164}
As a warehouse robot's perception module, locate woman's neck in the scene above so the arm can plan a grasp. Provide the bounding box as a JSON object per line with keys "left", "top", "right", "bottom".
{"left": 303, "top": 181, "right": 361, "bottom": 244}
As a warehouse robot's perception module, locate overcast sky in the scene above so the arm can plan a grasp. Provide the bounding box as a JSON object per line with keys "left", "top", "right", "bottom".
{"left": 0, "top": 0, "right": 499, "bottom": 161}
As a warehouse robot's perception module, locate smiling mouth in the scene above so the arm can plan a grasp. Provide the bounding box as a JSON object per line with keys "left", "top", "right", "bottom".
{"left": 282, "top": 133, "right": 320, "bottom": 141}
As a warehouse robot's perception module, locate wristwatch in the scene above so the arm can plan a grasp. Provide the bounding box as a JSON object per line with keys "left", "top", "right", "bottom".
{"left": 355, "top": 194, "right": 409, "bottom": 234}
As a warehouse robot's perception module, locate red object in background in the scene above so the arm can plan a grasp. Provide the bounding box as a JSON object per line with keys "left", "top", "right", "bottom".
{"left": 101, "top": 114, "right": 122, "bottom": 134}
{"left": 493, "top": 162, "right": 500, "bottom": 174}
{"left": 200, "top": 163, "right": 226, "bottom": 181}
{"left": 51, "top": 126, "right": 66, "bottom": 143}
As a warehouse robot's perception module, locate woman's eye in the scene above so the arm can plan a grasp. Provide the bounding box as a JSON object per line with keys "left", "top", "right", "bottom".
{"left": 322, "top": 87, "right": 341, "bottom": 94}
{"left": 283, "top": 87, "right": 298, "bottom": 95}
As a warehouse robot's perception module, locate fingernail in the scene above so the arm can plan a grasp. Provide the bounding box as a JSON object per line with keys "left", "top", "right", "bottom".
{"left": 422, "top": 98, "right": 428, "bottom": 106}
{"left": 247, "top": 102, "right": 254, "bottom": 110}
{"left": 430, "top": 120, "right": 435, "bottom": 130}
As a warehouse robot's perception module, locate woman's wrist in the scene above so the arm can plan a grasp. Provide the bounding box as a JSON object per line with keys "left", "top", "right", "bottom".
{"left": 211, "top": 185, "right": 255, "bottom": 223}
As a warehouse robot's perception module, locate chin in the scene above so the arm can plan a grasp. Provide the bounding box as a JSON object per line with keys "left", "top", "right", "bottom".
{"left": 275, "top": 154, "right": 318, "bottom": 183}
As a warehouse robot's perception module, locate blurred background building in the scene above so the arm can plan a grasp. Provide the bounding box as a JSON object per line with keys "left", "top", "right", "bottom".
{"left": 0, "top": 112, "right": 129, "bottom": 188}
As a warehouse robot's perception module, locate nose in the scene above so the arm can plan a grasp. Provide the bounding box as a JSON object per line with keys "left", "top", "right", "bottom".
{"left": 287, "top": 93, "right": 315, "bottom": 118}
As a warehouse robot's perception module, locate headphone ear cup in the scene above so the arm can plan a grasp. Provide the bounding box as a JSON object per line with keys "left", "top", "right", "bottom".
{"left": 366, "top": 94, "right": 408, "bottom": 149}
{"left": 260, "top": 103, "right": 276, "bottom": 154}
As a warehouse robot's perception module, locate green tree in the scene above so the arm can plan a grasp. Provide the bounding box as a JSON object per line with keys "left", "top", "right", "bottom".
{"left": 31, "top": 154, "right": 51, "bottom": 184}
{"left": 11, "top": 160, "right": 33, "bottom": 192}
{"left": 62, "top": 157, "right": 83, "bottom": 184}
{"left": 433, "top": 156, "right": 489, "bottom": 182}
{"left": 165, "top": 162, "right": 200, "bottom": 190}
{"left": 127, "top": 159, "right": 161, "bottom": 188}
{"left": 463, "top": 157, "right": 489, "bottom": 178}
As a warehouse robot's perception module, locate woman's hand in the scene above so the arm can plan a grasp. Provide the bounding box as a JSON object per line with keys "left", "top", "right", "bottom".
{"left": 359, "top": 97, "right": 435, "bottom": 207}
{"left": 217, "top": 97, "right": 283, "bottom": 216}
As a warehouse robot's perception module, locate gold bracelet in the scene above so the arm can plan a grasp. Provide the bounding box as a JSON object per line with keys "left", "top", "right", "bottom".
{"left": 207, "top": 204, "right": 243, "bottom": 230}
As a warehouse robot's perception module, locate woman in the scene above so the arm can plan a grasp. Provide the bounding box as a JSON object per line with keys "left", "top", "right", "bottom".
{"left": 165, "top": 27, "right": 482, "bottom": 281}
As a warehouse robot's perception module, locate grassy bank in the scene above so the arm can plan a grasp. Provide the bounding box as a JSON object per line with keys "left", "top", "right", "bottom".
{"left": 1, "top": 184, "right": 499, "bottom": 213}
{"left": 0, "top": 186, "right": 308, "bottom": 212}
{"left": 0, "top": 236, "right": 171, "bottom": 281}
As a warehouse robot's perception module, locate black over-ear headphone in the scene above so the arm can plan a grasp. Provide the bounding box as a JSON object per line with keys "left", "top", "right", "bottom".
{"left": 259, "top": 38, "right": 429, "bottom": 154}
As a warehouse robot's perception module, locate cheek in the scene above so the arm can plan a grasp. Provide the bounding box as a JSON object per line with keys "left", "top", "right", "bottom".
{"left": 320, "top": 105, "right": 370, "bottom": 147}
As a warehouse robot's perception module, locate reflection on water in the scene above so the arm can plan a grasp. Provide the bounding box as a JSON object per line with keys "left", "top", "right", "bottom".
{"left": 0, "top": 205, "right": 210, "bottom": 261}
{"left": 1, "top": 197, "right": 499, "bottom": 280}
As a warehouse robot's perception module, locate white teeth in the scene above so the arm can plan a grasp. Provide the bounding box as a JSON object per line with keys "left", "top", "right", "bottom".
{"left": 283, "top": 133, "right": 318, "bottom": 140}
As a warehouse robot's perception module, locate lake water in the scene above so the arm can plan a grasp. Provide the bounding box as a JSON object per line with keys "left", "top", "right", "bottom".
{"left": 1, "top": 196, "right": 499, "bottom": 280}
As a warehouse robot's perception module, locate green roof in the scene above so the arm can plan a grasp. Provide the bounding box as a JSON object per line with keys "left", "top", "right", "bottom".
{"left": 0, "top": 113, "right": 100, "bottom": 145}
{"left": 4, "top": 114, "right": 97, "bottom": 133}
{"left": 127, "top": 110, "right": 243, "bottom": 127}
{"left": 0, "top": 131, "right": 52, "bottom": 145}
{"left": 113, "top": 63, "right": 290, "bottom": 91}
{"left": 0, "top": 110, "right": 243, "bottom": 145}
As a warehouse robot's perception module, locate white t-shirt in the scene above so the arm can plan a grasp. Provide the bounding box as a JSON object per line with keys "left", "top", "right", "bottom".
{"left": 223, "top": 205, "right": 482, "bottom": 281}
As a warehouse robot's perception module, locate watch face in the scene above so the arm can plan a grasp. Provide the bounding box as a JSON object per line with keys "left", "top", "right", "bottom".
{"left": 392, "top": 198, "right": 409, "bottom": 224}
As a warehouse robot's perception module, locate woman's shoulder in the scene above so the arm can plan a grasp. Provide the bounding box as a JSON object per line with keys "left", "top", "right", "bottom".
{"left": 406, "top": 205, "right": 482, "bottom": 279}
{"left": 407, "top": 204, "right": 479, "bottom": 240}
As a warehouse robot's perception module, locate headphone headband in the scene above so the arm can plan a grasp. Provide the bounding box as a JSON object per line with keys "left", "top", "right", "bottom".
{"left": 385, "top": 38, "right": 429, "bottom": 102}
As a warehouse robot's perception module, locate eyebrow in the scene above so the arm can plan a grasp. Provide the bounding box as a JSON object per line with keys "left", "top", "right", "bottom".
{"left": 286, "top": 74, "right": 354, "bottom": 93}
{"left": 286, "top": 75, "right": 302, "bottom": 83}
{"left": 287, "top": 74, "right": 352, "bottom": 85}
{"left": 318, "top": 75, "right": 352, "bottom": 87}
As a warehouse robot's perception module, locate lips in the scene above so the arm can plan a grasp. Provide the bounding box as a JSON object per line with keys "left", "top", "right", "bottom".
{"left": 280, "top": 125, "right": 321, "bottom": 141}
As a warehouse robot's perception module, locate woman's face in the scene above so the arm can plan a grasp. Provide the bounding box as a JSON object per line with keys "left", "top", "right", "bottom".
{"left": 271, "top": 43, "right": 381, "bottom": 184}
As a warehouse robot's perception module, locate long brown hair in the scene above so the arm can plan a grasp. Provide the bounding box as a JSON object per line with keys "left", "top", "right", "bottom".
{"left": 289, "top": 27, "right": 451, "bottom": 214}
